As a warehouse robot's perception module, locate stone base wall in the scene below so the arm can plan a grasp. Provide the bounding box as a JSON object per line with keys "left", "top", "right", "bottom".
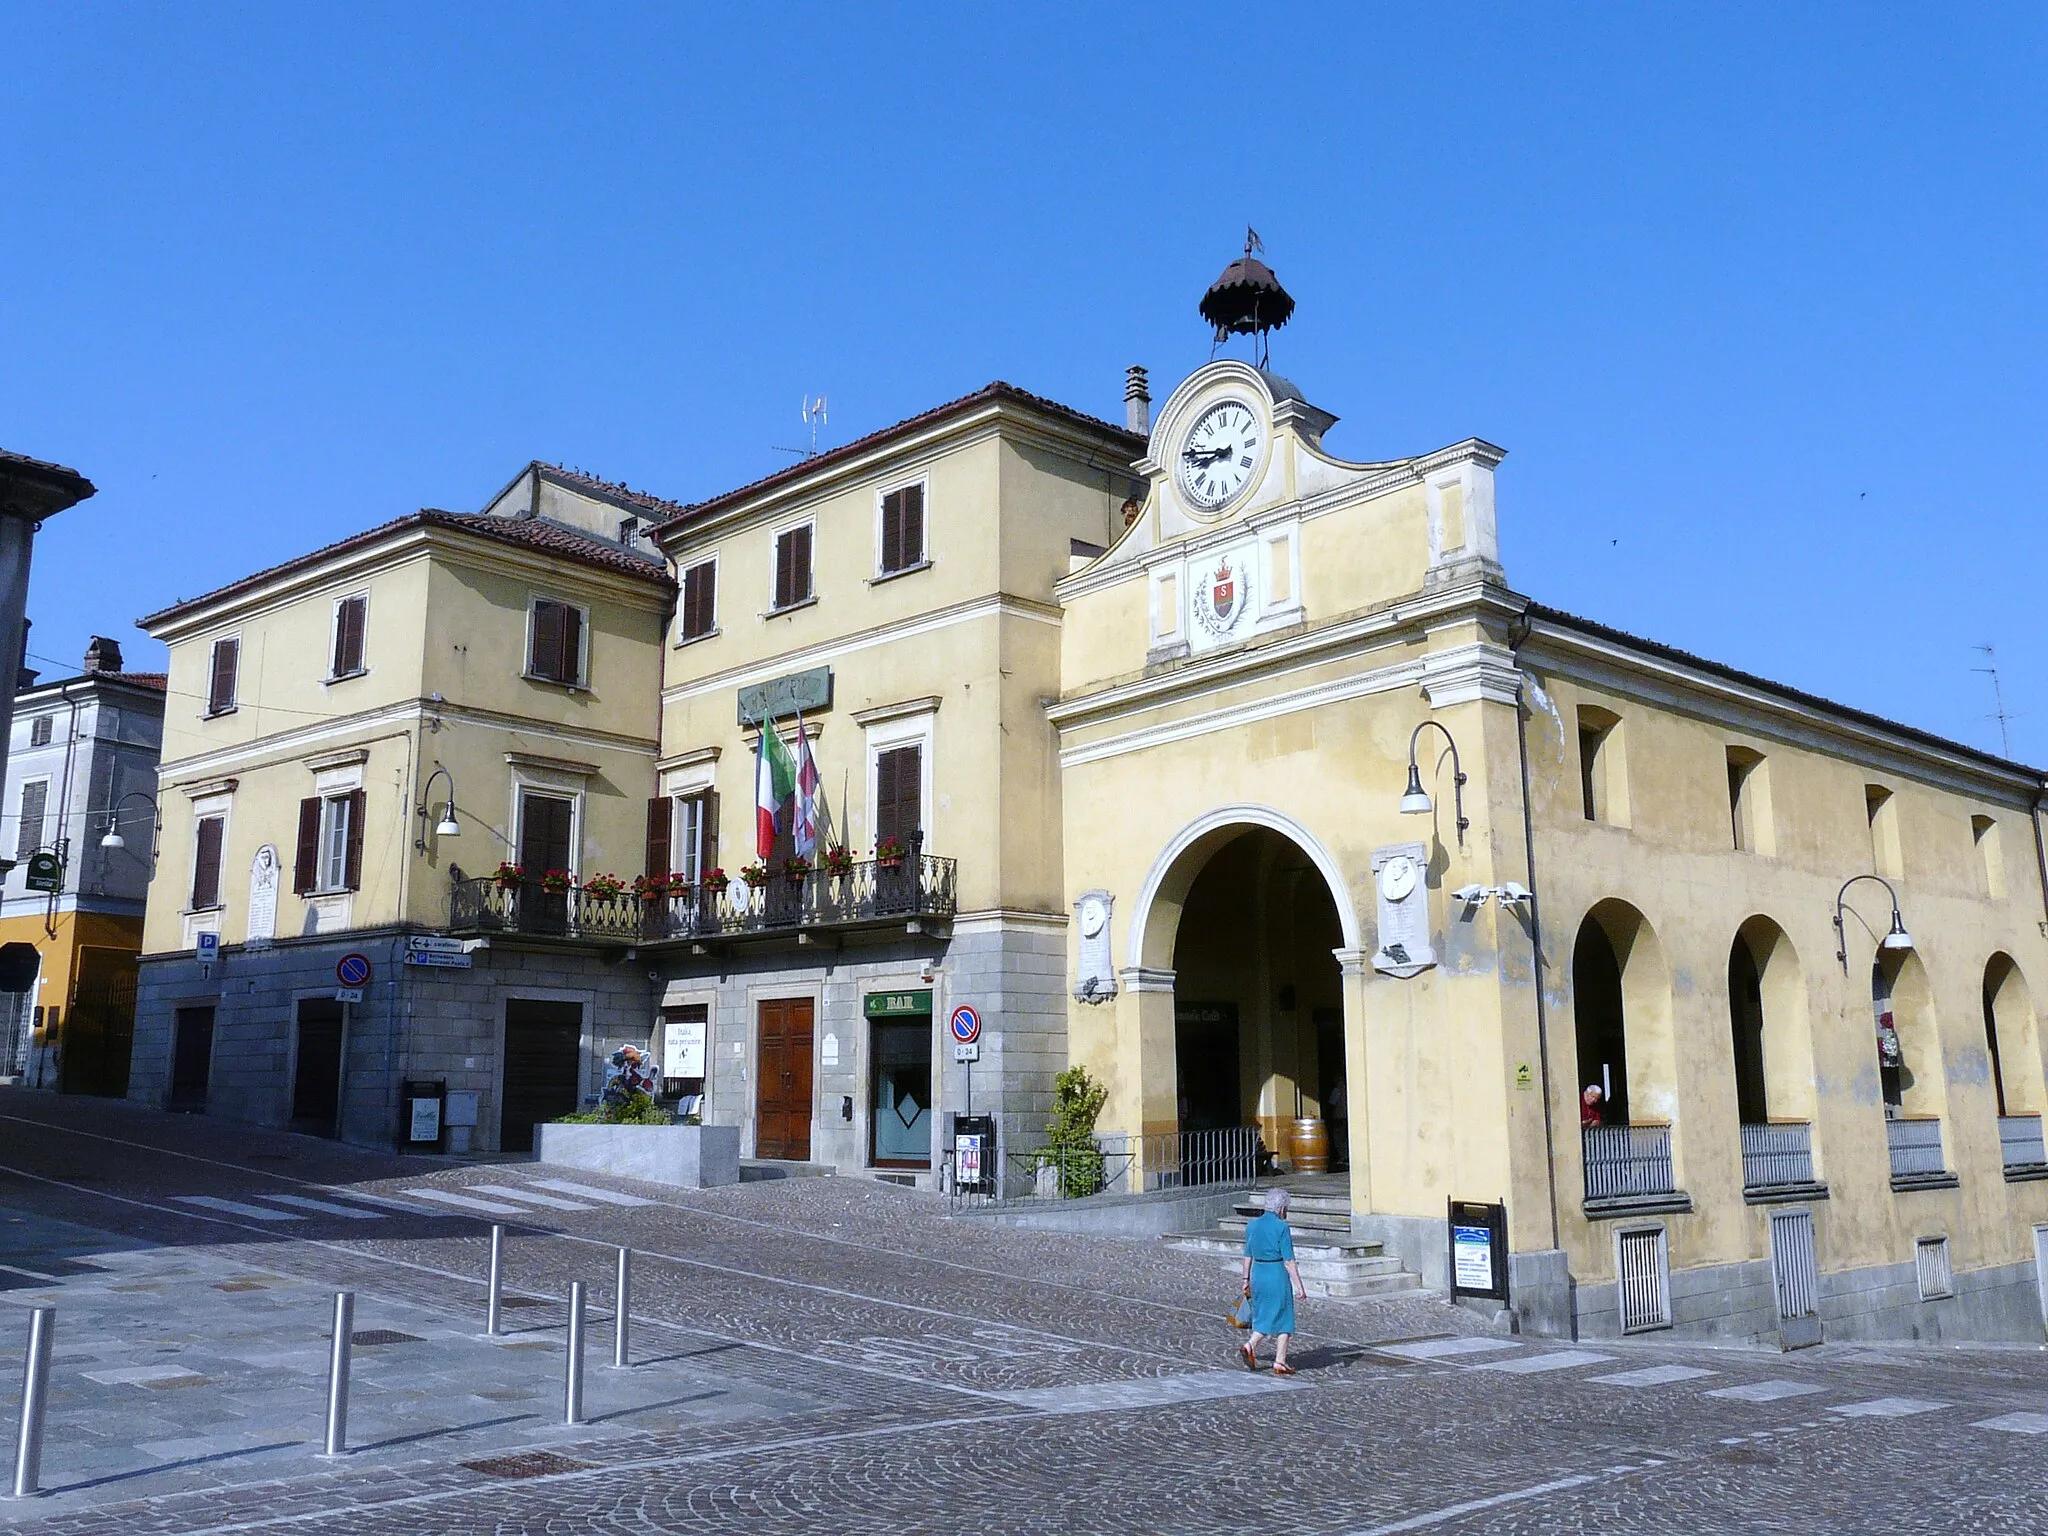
{"left": 132, "top": 932, "right": 659, "bottom": 1152}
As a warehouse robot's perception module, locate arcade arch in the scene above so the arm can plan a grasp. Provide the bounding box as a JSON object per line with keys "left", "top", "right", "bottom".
{"left": 1569, "top": 900, "right": 1678, "bottom": 1130}
{"left": 1873, "top": 949, "right": 1946, "bottom": 1122}
{"left": 1982, "top": 953, "right": 2040, "bottom": 1117}
{"left": 1727, "top": 916, "right": 1817, "bottom": 1126}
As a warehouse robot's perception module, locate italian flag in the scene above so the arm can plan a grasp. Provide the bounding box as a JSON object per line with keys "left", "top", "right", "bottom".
{"left": 755, "top": 721, "right": 798, "bottom": 859}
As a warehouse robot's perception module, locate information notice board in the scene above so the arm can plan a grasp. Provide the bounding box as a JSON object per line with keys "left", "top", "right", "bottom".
{"left": 1447, "top": 1198, "right": 1509, "bottom": 1304}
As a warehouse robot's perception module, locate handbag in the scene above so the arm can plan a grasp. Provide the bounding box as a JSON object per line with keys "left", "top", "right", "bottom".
{"left": 1229, "top": 1285, "right": 1254, "bottom": 1330}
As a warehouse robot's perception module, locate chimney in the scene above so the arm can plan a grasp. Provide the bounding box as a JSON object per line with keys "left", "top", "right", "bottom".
{"left": 82, "top": 635, "right": 123, "bottom": 675}
{"left": 1124, "top": 366, "right": 1151, "bottom": 437}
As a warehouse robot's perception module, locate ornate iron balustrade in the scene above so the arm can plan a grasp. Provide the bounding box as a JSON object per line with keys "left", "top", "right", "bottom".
{"left": 1583, "top": 1123, "right": 1678, "bottom": 1204}
{"left": 1740, "top": 1120, "right": 1816, "bottom": 1191}
{"left": 1999, "top": 1114, "right": 2047, "bottom": 1173}
{"left": 449, "top": 856, "right": 957, "bottom": 945}
{"left": 1885, "top": 1116, "right": 1947, "bottom": 1181}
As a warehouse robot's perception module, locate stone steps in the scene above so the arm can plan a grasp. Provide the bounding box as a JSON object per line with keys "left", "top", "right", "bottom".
{"left": 1161, "top": 1187, "right": 1423, "bottom": 1301}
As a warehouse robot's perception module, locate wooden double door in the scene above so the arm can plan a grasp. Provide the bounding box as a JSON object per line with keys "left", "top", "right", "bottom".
{"left": 755, "top": 998, "right": 815, "bottom": 1162}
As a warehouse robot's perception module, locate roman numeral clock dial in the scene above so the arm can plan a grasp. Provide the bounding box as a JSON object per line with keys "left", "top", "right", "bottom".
{"left": 1176, "top": 400, "right": 1261, "bottom": 512}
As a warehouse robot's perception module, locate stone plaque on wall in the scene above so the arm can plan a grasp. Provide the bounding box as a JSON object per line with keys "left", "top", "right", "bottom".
{"left": 246, "top": 845, "right": 280, "bottom": 948}
{"left": 1370, "top": 842, "right": 1434, "bottom": 979}
{"left": 1073, "top": 889, "right": 1116, "bottom": 1002}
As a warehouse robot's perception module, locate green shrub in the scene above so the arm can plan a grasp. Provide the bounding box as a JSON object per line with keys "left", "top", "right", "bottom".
{"left": 555, "top": 1091, "right": 670, "bottom": 1127}
{"left": 1040, "top": 1065, "right": 1108, "bottom": 1198}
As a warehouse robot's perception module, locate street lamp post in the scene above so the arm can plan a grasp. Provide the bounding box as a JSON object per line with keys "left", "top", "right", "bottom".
{"left": 1397, "top": 719, "right": 1469, "bottom": 847}
{"left": 415, "top": 765, "right": 461, "bottom": 851}
{"left": 97, "top": 791, "right": 160, "bottom": 866}
{"left": 1832, "top": 873, "right": 1914, "bottom": 971}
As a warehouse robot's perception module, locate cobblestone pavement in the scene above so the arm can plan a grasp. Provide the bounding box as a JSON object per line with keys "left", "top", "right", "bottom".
{"left": 0, "top": 1088, "right": 2045, "bottom": 1533}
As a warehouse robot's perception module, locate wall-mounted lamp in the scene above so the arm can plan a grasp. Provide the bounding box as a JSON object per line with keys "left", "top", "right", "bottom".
{"left": 97, "top": 791, "right": 161, "bottom": 863}
{"left": 1399, "top": 720, "right": 1469, "bottom": 846}
{"left": 415, "top": 764, "right": 461, "bottom": 851}
{"left": 1833, "top": 873, "right": 1913, "bottom": 971}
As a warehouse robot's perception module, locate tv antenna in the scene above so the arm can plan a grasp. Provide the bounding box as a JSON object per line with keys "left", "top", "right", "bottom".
{"left": 773, "top": 395, "right": 828, "bottom": 459}
{"left": 1972, "top": 644, "right": 2019, "bottom": 759}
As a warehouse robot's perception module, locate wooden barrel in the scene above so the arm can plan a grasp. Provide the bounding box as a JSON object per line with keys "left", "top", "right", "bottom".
{"left": 1288, "top": 1117, "right": 1330, "bottom": 1174}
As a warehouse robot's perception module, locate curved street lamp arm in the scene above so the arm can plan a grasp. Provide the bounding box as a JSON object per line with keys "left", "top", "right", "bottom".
{"left": 1406, "top": 720, "right": 1470, "bottom": 846}
{"left": 1833, "top": 872, "right": 1907, "bottom": 970}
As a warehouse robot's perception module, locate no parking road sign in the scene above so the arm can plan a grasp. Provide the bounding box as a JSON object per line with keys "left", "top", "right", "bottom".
{"left": 336, "top": 951, "right": 372, "bottom": 1003}
{"left": 950, "top": 1005, "right": 981, "bottom": 1063}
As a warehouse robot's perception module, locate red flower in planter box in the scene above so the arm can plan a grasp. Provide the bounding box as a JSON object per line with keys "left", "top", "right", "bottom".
{"left": 581, "top": 873, "right": 625, "bottom": 901}
{"left": 700, "top": 867, "right": 729, "bottom": 892}
{"left": 491, "top": 862, "right": 525, "bottom": 890}
{"left": 539, "top": 869, "right": 573, "bottom": 894}
{"left": 874, "top": 836, "right": 907, "bottom": 867}
{"left": 820, "top": 845, "right": 855, "bottom": 877}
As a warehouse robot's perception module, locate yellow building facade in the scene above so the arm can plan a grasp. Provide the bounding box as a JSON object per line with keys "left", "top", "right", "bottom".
{"left": 1054, "top": 358, "right": 2048, "bottom": 1342}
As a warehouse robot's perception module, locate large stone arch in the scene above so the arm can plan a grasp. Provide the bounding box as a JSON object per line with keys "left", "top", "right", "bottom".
{"left": 1729, "top": 914, "right": 1817, "bottom": 1125}
{"left": 1983, "top": 952, "right": 2040, "bottom": 1117}
{"left": 1125, "top": 803, "right": 1361, "bottom": 973}
{"left": 1570, "top": 898, "right": 1678, "bottom": 1128}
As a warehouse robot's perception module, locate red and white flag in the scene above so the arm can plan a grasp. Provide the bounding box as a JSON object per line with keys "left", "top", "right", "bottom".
{"left": 792, "top": 711, "right": 821, "bottom": 860}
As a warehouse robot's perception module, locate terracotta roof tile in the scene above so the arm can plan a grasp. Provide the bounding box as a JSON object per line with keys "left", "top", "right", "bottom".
{"left": 537, "top": 464, "right": 693, "bottom": 519}
{"left": 140, "top": 509, "right": 671, "bottom": 630}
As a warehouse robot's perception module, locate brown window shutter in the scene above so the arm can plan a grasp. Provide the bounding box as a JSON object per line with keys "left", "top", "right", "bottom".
{"left": 15, "top": 780, "right": 45, "bottom": 861}
{"left": 560, "top": 604, "right": 583, "bottom": 685}
{"left": 699, "top": 563, "right": 716, "bottom": 634}
{"left": 333, "top": 596, "right": 366, "bottom": 675}
{"left": 876, "top": 746, "right": 922, "bottom": 847}
{"left": 774, "top": 531, "right": 794, "bottom": 609}
{"left": 901, "top": 483, "right": 924, "bottom": 567}
{"left": 530, "top": 601, "right": 564, "bottom": 681}
{"left": 680, "top": 564, "right": 706, "bottom": 639}
{"left": 880, "top": 490, "right": 903, "bottom": 574}
{"left": 702, "top": 790, "right": 719, "bottom": 873}
{"left": 193, "top": 816, "right": 225, "bottom": 908}
{"left": 645, "top": 796, "right": 672, "bottom": 879}
{"left": 792, "top": 525, "right": 812, "bottom": 602}
{"left": 293, "top": 797, "right": 321, "bottom": 894}
{"left": 208, "top": 639, "right": 239, "bottom": 713}
{"left": 343, "top": 789, "right": 366, "bottom": 890}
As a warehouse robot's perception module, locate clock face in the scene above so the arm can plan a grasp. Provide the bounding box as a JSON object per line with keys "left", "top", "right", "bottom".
{"left": 1176, "top": 399, "right": 1262, "bottom": 512}
{"left": 1378, "top": 856, "right": 1419, "bottom": 903}
{"left": 1078, "top": 897, "right": 1107, "bottom": 939}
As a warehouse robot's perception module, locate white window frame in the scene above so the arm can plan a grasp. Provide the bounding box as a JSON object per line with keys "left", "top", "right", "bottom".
{"left": 768, "top": 518, "right": 817, "bottom": 613}
{"left": 676, "top": 553, "right": 720, "bottom": 646}
{"left": 186, "top": 792, "right": 233, "bottom": 915}
{"left": 510, "top": 773, "right": 586, "bottom": 880}
{"left": 26, "top": 714, "right": 52, "bottom": 749}
{"left": 863, "top": 710, "right": 935, "bottom": 850}
{"left": 523, "top": 595, "right": 591, "bottom": 688}
{"left": 315, "top": 793, "right": 354, "bottom": 894}
{"left": 662, "top": 758, "right": 719, "bottom": 884}
{"left": 205, "top": 633, "right": 242, "bottom": 717}
{"left": 873, "top": 474, "right": 931, "bottom": 581}
{"left": 327, "top": 591, "right": 370, "bottom": 682}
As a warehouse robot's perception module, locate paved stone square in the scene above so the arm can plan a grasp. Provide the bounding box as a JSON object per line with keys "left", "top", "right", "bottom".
{"left": 0, "top": 1088, "right": 2045, "bottom": 1532}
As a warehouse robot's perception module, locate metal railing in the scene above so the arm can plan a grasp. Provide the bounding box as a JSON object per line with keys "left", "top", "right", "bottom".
{"left": 1582, "top": 1123, "right": 1678, "bottom": 1203}
{"left": 450, "top": 855, "right": 957, "bottom": 944}
{"left": 1999, "top": 1114, "right": 2047, "bottom": 1172}
{"left": 948, "top": 1125, "right": 1260, "bottom": 1211}
{"left": 1885, "top": 1116, "right": 1947, "bottom": 1180}
{"left": 1740, "top": 1120, "right": 1815, "bottom": 1191}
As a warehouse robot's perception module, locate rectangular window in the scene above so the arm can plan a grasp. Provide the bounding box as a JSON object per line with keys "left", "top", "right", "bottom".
{"left": 330, "top": 594, "right": 367, "bottom": 678}
{"left": 676, "top": 790, "right": 716, "bottom": 882}
{"left": 14, "top": 780, "right": 46, "bottom": 861}
{"left": 191, "top": 814, "right": 226, "bottom": 908}
{"left": 679, "top": 560, "right": 717, "bottom": 642}
{"left": 1577, "top": 706, "right": 1627, "bottom": 826}
{"left": 28, "top": 716, "right": 50, "bottom": 748}
{"left": 878, "top": 483, "right": 925, "bottom": 575}
{"left": 1972, "top": 814, "right": 2006, "bottom": 899}
{"left": 527, "top": 598, "right": 586, "bottom": 686}
{"left": 1866, "top": 784, "right": 1903, "bottom": 878}
{"left": 294, "top": 791, "right": 365, "bottom": 894}
{"left": 1726, "top": 747, "right": 1773, "bottom": 855}
{"left": 618, "top": 517, "right": 639, "bottom": 547}
{"left": 773, "top": 524, "right": 813, "bottom": 611}
{"left": 874, "top": 743, "right": 923, "bottom": 848}
{"left": 207, "top": 638, "right": 239, "bottom": 715}
{"left": 518, "top": 792, "right": 576, "bottom": 877}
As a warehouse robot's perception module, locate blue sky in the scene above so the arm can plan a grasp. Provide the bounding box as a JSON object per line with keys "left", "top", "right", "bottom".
{"left": 5, "top": 5, "right": 2045, "bottom": 762}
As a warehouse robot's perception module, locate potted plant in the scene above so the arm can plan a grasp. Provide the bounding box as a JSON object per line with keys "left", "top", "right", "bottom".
{"left": 700, "top": 866, "right": 729, "bottom": 893}
{"left": 631, "top": 873, "right": 668, "bottom": 903}
{"left": 582, "top": 872, "right": 625, "bottom": 901}
{"left": 874, "top": 836, "right": 907, "bottom": 869}
{"left": 739, "top": 859, "right": 770, "bottom": 886}
{"left": 821, "top": 845, "right": 855, "bottom": 877}
{"left": 782, "top": 854, "right": 812, "bottom": 885}
{"left": 539, "top": 868, "right": 573, "bottom": 895}
{"left": 491, "top": 861, "right": 525, "bottom": 891}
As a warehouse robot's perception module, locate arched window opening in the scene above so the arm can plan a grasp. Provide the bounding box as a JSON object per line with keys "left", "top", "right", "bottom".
{"left": 1729, "top": 937, "right": 1768, "bottom": 1125}
{"left": 1573, "top": 917, "right": 1628, "bottom": 1125}
{"left": 1984, "top": 965, "right": 2010, "bottom": 1118}
{"left": 1873, "top": 959, "right": 1905, "bottom": 1114}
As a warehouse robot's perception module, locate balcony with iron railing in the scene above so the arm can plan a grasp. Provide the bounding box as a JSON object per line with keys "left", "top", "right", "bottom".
{"left": 1885, "top": 1115, "right": 1958, "bottom": 1192}
{"left": 1740, "top": 1120, "right": 1826, "bottom": 1202}
{"left": 1582, "top": 1123, "right": 1691, "bottom": 1216}
{"left": 449, "top": 854, "right": 958, "bottom": 947}
{"left": 1999, "top": 1114, "right": 2048, "bottom": 1181}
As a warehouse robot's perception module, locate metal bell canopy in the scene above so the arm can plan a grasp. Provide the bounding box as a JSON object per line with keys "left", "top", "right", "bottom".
{"left": 1200, "top": 227, "right": 1294, "bottom": 363}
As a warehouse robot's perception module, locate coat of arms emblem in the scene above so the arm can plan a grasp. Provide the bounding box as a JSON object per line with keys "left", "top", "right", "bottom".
{"left": 1193, "top": 552, "right": 1250, "bottom": 637}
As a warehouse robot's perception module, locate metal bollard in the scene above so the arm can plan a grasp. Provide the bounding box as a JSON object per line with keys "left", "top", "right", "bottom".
{"left": 485, "top": 1224, "right": 504, "bottom": 1337}
{"left": 9, "top": 1306, "right": 54, "bottom": 1499}
{"left": 322, "top": 1292, "right": 354, "bottom": 1457}
{"left": 563, "top": 1282, "right": 585, "bottom": 1424}
{"left": 612, "top": 1248, "right": 632, "bottom": 1369}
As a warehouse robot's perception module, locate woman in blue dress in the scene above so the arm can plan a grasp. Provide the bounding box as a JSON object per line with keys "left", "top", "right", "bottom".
{"left": 1239, "top": 1187, "right": 1308, "bottom": 1374}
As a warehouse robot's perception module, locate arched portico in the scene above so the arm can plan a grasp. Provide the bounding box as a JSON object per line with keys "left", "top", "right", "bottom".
{"left": 1115, "top": 805, "right": 1364, "bottom": 1188}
